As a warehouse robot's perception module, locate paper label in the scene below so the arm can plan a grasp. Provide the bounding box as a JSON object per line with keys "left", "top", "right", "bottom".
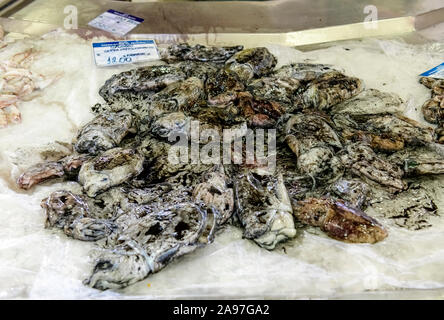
{"left": 88, "top": 9, "right": 144, "bottom": 36}
{"left": 420, "top": 62, "right": 444, "bottom": 79}
{"left": 92, "top": 40, "right": 160, "bottom": 67}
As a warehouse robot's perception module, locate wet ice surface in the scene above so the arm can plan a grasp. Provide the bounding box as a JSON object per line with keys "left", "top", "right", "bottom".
{"left": 1, "top": 32, "right": 444, "bottom": 299}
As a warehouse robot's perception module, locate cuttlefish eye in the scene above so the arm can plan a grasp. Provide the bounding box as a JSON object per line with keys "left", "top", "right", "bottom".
{"left": 94, "top": 260, "right": 113, "bottom": 272}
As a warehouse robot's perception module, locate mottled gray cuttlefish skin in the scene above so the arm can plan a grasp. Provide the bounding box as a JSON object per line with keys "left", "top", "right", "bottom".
{"left": 160, "top": 43, "right": 244, "bottom": 64}
{"left": 99, "top": 64, "right": 187, "bottom": 103}
{"left": 285, "top": 112, "right": 342, "bottom": 155}
{"left": 225, "top": 47, "right": 277, "bottom": 82}
{"left": 340, "top": 143, "right": 406, "bottom": 191}
{"left": 419, "top": 77, "right": 444, "bottom": 144}
{"left": 388, "top": 145, "right": 444, "bottom": 176}
{"left": 247, "top": 76, "right": 303, "bottom": 114}
{"left": 330, "top": 89, "right": 404, "bottom": 116}
{"left": 421, "top": 96, "right": 443, "bottom": 124}
{"left": 193, "top": 166, "right": 235, "bottom": 225}
{"left": 74, "top": 110, "right": 135, "bottom": 155}
{"left": 137, "top": 76, "right": 205, "bottom": 134}
{"left": 234, "top": 167, "right": 296, "bottom": 250}
{"left": 26, "top": 44, "right": 444, "bottom": 291}
{"left": 85, "top": 202, "right": 216, "bottom": 290}
{"left": 302, "top": 71, "right": 363, "bottom": 110}
{"left": 329, "top": 179, "right": 370, "bottom": 210}
{"left": 78, "top": 147, "right": 144, "bottom": 197}
{"left": 273, "top": 63, "right": 337, "bottom": 82}
{"left": 372, "top": 184, "right": 438, "bottom": 230}
{"left": 285, "top": 113, "right": 344, "bottom": 185}
{"left": 41, "top": 190, "right": 117, "bottom": 241}
{"left": 333, "top": 113, "right": 435, "bottom": 152}
{"left": 205, "top": 68, "right": 245, "bottom": 106}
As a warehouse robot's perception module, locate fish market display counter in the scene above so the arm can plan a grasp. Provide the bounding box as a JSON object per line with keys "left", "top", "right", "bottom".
{"left": 0, "top": 0, "right": 443, "bottom": 300}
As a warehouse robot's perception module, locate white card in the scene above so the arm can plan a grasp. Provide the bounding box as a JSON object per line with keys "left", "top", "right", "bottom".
{"left": 92, "top": 40, "right": 160, "bottom": 67}
{"left": 88, "top": 9, "right": 144, "bottom": 36}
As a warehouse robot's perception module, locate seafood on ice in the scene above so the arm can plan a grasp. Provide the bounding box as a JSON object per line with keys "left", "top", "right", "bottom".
{"left": 0, "top": 48, "right": 59, "bottom": 128}
{"left": 15, "top": 42, "right": 444, "bottom": 290}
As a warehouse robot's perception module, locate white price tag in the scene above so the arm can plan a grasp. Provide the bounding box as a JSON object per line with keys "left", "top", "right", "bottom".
{"left": 92, "top": 40, "right": 160, "bottom": 67}
{"left": 420, "top": 62, "right": 444, "bottom": 79}
{"left": 88, "top": 9, "right": 144, "bottom": 36}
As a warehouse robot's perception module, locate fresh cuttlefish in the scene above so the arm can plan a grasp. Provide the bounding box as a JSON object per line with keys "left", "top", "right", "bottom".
{"left": 74, "top": 110, "right": 135, "bottom": 155}
{"left": 234, "top": 167, "right": 296, "bottom": 250}
{"left": 419, "top": 77, "right": 443, "bottom": 124}
{"left": 237, "top": 91, "right": 286, "bottom": 128}
{"left": 284, "top": 112, "right": 343, "bottom": 185}
{"left": 419, "top": 77, "right": 444, "bottom": 144}
{"left": 17, "top": 154, "right": 89, "bottom": 190}
{"left": 328, "top": 179, "right": 370, "bottom": 210}
{"left": 247, "top": 76, "right": 303, "bottom": 114}
{"left": 225, "top": 47, "right": 277, "bottom": 82}
{"left": 388, "top": 144, "right": 444, "bottom": 176}
{"left": 205, "top": 68, "right": 245, "bottom": 106}
{"left": 160, "top": 43, "right": 243, "bottom": 64}
{"left": 136, "top": 135, "right": 213, "bottom": 184}
{"left": 329, "top": 89, "right": 435, "bottom": 153}
{"left": 193, "top": 166, "right": 235, "bottom": 225}
{"left": 78, "top": 147, "right": 144, "bottom": 197}
{"left": 292, "top": 197, "right": 388, "bottom": 243}
{"left": 372, "top": 184, "right": 438, "bottom": 230}
{"left": 330, "top": 89, "right": 404, "bottom": 116}
{"left": 339, "top": 143, "right": 406, "bottom": 191}
{"left": 85, "top": 202, "right": 216, "bottom": 290}
{"left": 436, "top": 124, "right": 444, "bottom": 144}
{"left": 98, "top": 64, "right": 186, "bottom": 105}
{"left": 421, "top": 95, "right": 443, "bottom": 124}
{"left": 138, "top": 77, "right": 204, "bottom": 133}
{"left": 302, "top": 71, "right": 363, "bottom": 110}
{"left": 333, "top": 113, "right": 434, "bottom": 152}
{"left": 273, "top": 63, "right": 337, "bottom": 82}
{"left": 42, "top": 179, "right": 218, "bottom": 290}
{"left": 42, "top": 190, "right": 117, "bottom": 241}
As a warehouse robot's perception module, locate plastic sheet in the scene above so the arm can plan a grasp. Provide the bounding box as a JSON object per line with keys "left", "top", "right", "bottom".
{"left": 0, "top": 31, "right": 444, "bottom": 299}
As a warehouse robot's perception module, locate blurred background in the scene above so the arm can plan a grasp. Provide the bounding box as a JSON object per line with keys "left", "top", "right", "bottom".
{"left": 0, "top": 1, "right": 442, "bottom": 46}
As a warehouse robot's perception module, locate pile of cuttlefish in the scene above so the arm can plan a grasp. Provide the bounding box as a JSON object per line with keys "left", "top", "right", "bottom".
{"left": 17, "top": 44, "right": 444, "bottom": 290}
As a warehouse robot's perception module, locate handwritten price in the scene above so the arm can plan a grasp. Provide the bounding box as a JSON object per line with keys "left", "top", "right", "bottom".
{"left": 107, "top": 56, "right": 132, "bottom": 65}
